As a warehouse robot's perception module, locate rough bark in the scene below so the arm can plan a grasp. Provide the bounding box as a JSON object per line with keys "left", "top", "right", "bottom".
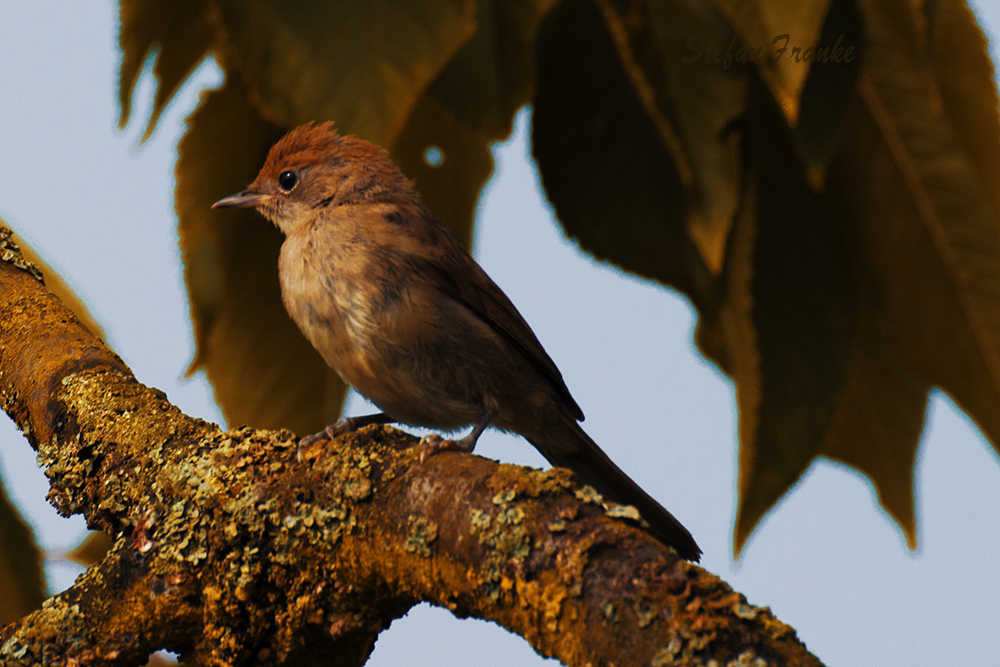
{"left": 0, "top": 225, "right": 823, "bottom": 666}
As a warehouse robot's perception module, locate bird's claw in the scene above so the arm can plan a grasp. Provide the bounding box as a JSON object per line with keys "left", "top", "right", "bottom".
{"left": 418, "top": 434, "right": 450, "bottom": 463}
{"left": 297, "top": 423, "right": 345, "bottom": 461}
{"left": 298, "top": 415, "right": 388, "bottom": 462}
{"left": 417, "top": 433, "right": 477, "bottom": 463}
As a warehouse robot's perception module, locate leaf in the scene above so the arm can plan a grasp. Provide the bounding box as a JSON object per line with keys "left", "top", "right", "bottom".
{"left": 814, "top": 261, "right": 929, "bottom": 549}
{"left": 393, "top": 95, "right": 495, "bottom": 250}
{"left": 930, "top": 0, "right": 1000, "bottom": 225}
{"left": 118, "top": 0, "right": 215, "bottom": 138}
{"left": 392, "top": 0, "right": 557, "bottom": 247}
{"left": 712, "top": 0, "right": 834, "bottom": 124}
{"left": 214, "top": 0, "right": 478, "bottom": 146}
{"left": 64, "top": 531, "right": 113, "bottom": 567}
{"left": 595, "top": 0, "right": 746, "bottom": 274}
{"left": 176, "top": 72, "right": 348, "bottom": 435}
{"left": 859, "top": 0, "right": 1000, "bottom": 449}
{"left": 532, "top": 0, "right": 716, "bottom": 309}
{"left": 419, "top": 0, "right": 558, "bottom": 140}
{"left": 791, "top": 0, "right": 864, "bottom": 178}
{"left": 810, "top": 0, "right": 1000, "bottom": 545}
{"left": 0, "top": 456, "right": 45, "bottom": 625}
{"left": 733, "top": 0, "right": 1000, "bottom": 552}
{"left": 727, "top": 80, "right": 857, "bottom": 555}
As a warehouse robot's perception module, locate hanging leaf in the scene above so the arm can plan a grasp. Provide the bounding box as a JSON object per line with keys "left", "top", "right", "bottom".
{"left": 726, "top": 80, "right": 857, "bottom": 554}
{"left": 532, "top": 0, "right": 716, "bottom": 309}
{"left": 64, "top": 531, "right": 114, "bottom": 567}
{"left": 392, "top": 0, "right": 557, "bottom": 246}
{"left": 213, "top": 0, "right": 478, "bottom": 146}
{"left": 0, "top": 476, "right": 45, "bottom": 625}
{"left": 118, "top": 0, "right": 215, "bottom": 138}
{"left": 712, "top": 0, "right": 835, "bottom": 124}
{"left": 791, "top": 0, "right": 864, "bottom": 178}
{"left": 593, "top": 0, "right": 747, "bottom": 275}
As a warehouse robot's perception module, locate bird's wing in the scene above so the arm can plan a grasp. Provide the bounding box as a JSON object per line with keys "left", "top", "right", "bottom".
{"left": 410, "top": 224, "right": 584, "bottom": 422}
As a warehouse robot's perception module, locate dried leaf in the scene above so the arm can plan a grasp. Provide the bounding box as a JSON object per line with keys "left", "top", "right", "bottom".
{"left": 392, "top": 0, "right": 556, "bottom": 246}
{"left": 0, "top": 462, "right": 45, "bottom": 624}
{"left": 855, "top": 0, "right": 1000, "bottom": 456}
{"left": 712, "top": 0, "right": 834, "bottom": 123}
{"left": 214, "top": 0, "right": 478, "bottom": 146}
{"left": 532, "top": 0, "right": 715, "bottom": 308}
{"left": 727, "top": 80, "right": 856, "bottom": 555}
{"left": 118, "top": 0, "right": 215, "bottom": 138}
{"left": 64, "top": 531, "right": 113, "bottom": 567}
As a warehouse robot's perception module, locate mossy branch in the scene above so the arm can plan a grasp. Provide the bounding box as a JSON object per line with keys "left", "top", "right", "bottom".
{"left": 0, "top": 227, "right": 823, "bottom": 666}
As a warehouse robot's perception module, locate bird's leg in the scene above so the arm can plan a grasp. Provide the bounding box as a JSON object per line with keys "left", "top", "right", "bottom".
{"left": 298, "top": 413, "right": 394, "bottom": 454}
{"left": 418, "top": 403, "right": 495, "bottom": 463}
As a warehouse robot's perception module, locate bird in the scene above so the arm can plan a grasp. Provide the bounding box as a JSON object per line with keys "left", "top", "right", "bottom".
{"left": 212, "top": 122, "right": 700, "bottom": 560}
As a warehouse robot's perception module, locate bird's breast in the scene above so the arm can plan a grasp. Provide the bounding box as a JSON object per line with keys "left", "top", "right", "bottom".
{"left": 277, "top": 232, "right": 458, "bottom": 418}
{"left": 279, "top": 224, "right": 493, "bottom": 428}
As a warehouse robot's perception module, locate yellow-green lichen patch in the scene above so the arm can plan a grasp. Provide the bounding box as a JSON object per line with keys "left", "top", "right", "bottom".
{"left": 39, "top": 431, "right": 92, "bottom": 515}
{"left": 469, "top": 508, "right": 491, "bottom": 532}
{"left": 574, "top": 485, "right": 604, "bottom": 506}
{"left": 604, "top": 503, "right": 641, "bottom": 521}
{"left": 272, "top": 502, "right": 352, "bottom": 566}
{"left": 651, "top": 625, "right": 723, "bottom": 666}
{"left": 47, "top": 368, "right": 220, "bottom": 525}
{"left": 0, "top": 594, "right": 88, "bottom": 664}
{"left": 51, "top": 368, "right": 380, "bottom": 646}
{"left": 517, "top": 467, "right": 576, "bottom": 497}
{"left": 404, "top": 516, "right": 438, "bottom": 558}
{"left": 602, "top": 601, "right": 618, "bottom": 624}
{"left": 468, "top": 499, "right": 531, "bottom": 602}
{"left": 646, "top": 571, "right": 797, "bottom": 667}
{"left": 733, "top": 603, "right": 758, "bottom": 620}
{"left": 727, "top": 651, "right": 768, "bottom": 667}
{"left": 651, "top": 634, "right": 684, "bottom": 667}
{"left": 0, "top": 227, "right": 43, "bottom": 282}
{"left": 492, "top": 489, "right": 517, "bottom": 505}
{"left": 633, "top": 602, "right": 659, "bottom": 628}
{"left": 603, "top": 501, "right": 652, "bottom": 532}
{"left": 488, "top": 465, "right": 576, "bottom": 503}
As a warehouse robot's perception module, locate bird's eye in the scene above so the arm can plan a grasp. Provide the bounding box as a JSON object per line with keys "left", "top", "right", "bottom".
{"left": 278, "top": 170, "right": 298, "bottom": 191}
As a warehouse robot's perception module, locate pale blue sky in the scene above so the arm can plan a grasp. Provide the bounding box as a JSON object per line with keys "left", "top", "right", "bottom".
{"left": 0, "top": 2, "right": 998, "bottom": 665}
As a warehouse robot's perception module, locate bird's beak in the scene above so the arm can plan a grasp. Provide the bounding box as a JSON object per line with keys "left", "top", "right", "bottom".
{"left": 211, "top": 189, "right": 272, "bottom": 209}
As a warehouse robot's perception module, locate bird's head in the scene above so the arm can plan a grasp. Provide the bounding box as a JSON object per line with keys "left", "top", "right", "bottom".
{"left": 212, "top": 122, "right": 411, "bottom": 235}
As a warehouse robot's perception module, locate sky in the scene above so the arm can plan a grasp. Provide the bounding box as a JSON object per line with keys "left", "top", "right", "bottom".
{"left": 0, "top": 2, "right": 998, "bottom": 665}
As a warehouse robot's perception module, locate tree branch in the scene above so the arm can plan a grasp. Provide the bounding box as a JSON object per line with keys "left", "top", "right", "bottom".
{"left": 0, "top": 226, "right": 823, "bottom": 666}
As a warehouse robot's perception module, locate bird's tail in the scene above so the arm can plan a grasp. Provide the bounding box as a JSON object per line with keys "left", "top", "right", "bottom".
{"left": 529, "top": 419, "right": 701, "bottom": 561}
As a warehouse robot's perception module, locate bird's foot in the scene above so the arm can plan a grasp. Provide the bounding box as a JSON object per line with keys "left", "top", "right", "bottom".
{"left": 417, "top": 433, "right": 476, "bottom": 463}
{"left": 298, "top": 413, "right": 392, "bottom": 461}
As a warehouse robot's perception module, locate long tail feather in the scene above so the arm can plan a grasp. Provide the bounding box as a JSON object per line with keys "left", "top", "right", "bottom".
{"left": 530, "top": 420, "right": 700, "bottom": 561}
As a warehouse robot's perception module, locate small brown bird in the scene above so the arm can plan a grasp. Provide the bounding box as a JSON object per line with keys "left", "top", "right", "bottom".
{"left": 213, "top": 122, "right": 700, "bottom": 560}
